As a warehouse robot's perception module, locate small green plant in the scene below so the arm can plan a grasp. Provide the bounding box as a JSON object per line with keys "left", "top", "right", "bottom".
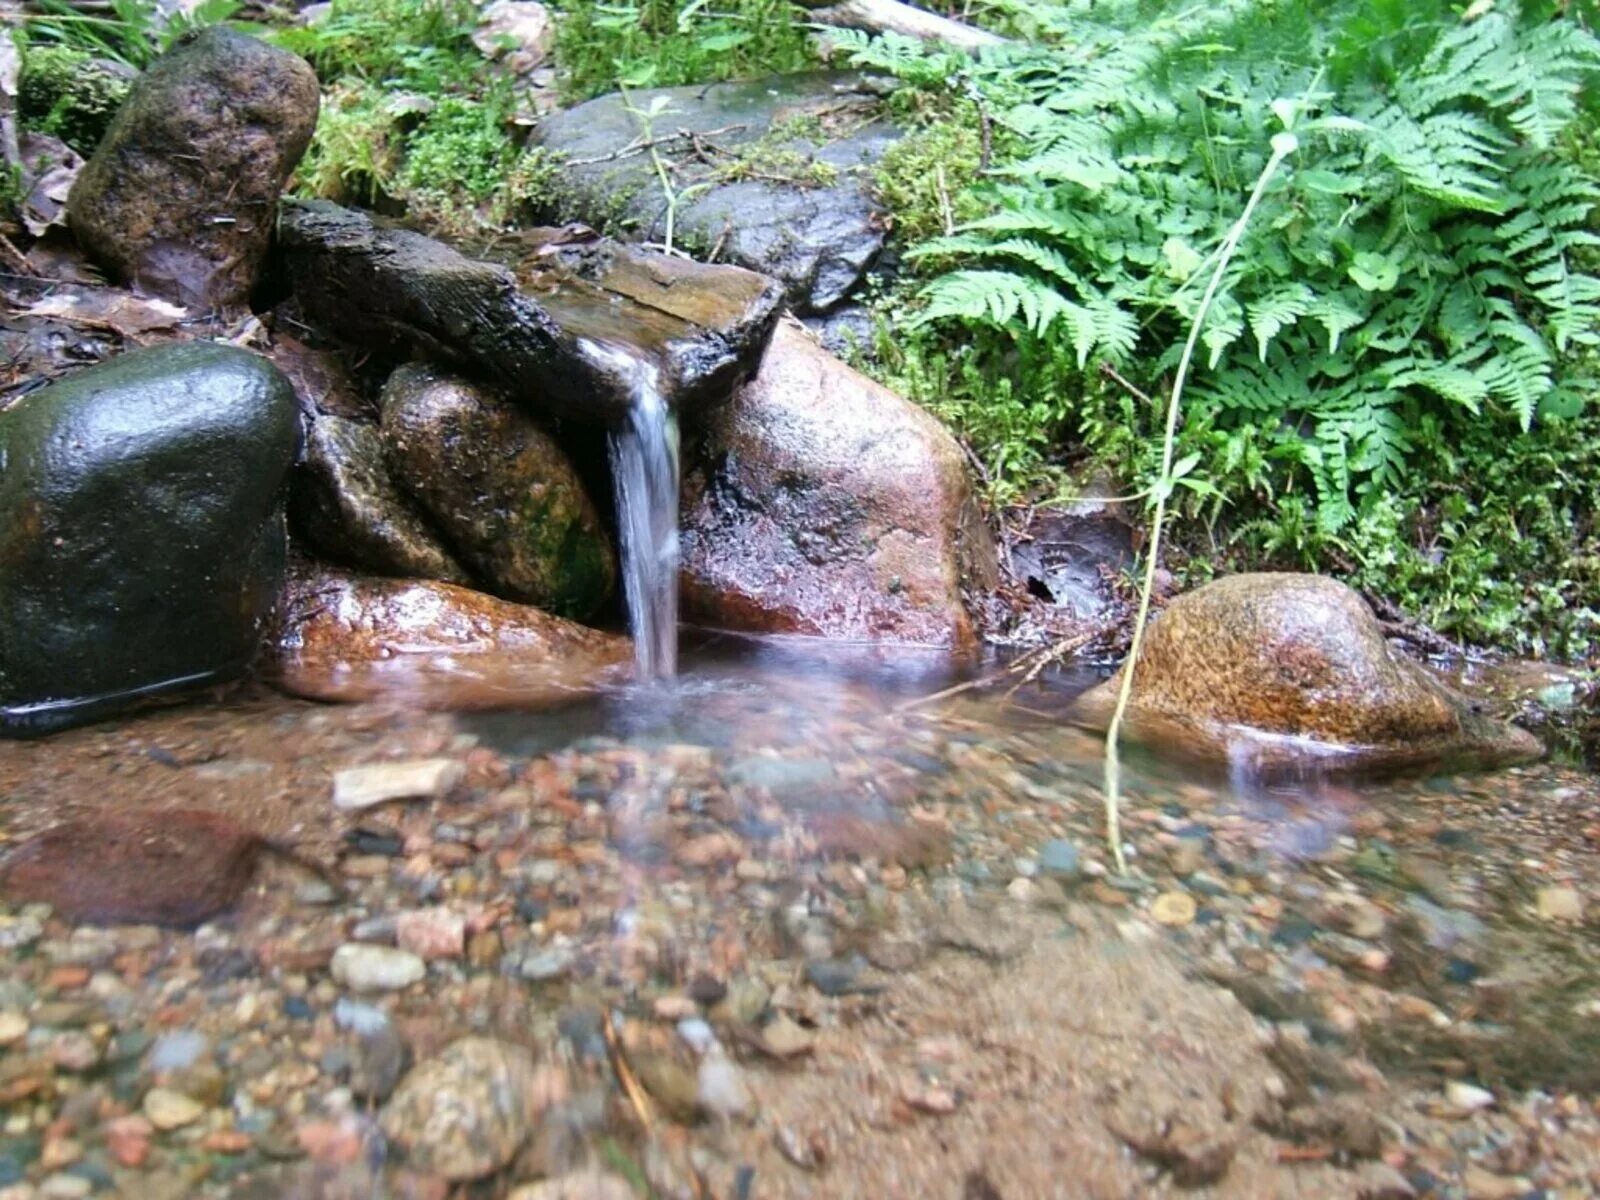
{"left": 16, "top": 0, "right": 242, "bottom": 69}
{"left": 553, "top": 0, "right": 815, "bottom": 101}
{"left": 16, "top": 44, "right": 133, "bottom": 153}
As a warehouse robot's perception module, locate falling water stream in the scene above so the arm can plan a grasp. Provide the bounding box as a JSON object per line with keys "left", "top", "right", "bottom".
{"left": 600, "top": 347, "right": 681, "bottom": 680}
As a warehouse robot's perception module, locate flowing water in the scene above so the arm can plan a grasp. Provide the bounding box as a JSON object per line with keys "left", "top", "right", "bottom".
{"left": 594, "top": 342, "right": 681, "bottom": 680}
{"left": 3, "top": 644, "right": 1600, "bottom": 1195}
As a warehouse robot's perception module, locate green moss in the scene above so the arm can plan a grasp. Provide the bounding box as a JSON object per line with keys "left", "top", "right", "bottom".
{"left": 873, "top": 115, "right": 987, "bottom": 244}
{"left": 291, "top": 81, "right": 402, "bottom": 205}
{"left": 17, "top": 45, "right": 133, "bottom": 154}
{"left": 554, "top": 0, "right": 815, "bottom": 103}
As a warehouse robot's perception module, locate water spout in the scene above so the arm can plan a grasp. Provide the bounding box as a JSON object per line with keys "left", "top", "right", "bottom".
{"left": 592, "top": 343, "right": 680, "bottom": 679}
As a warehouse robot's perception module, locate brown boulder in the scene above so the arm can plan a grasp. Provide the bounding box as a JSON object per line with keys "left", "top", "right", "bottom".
{"left": 379, "top": 364, "right": 616, "bottom": 619}
{"left": 1071, "top": 573, "right": 1543, "bottom": 772}
{"left": 0, "top": 810, "right": 266, "bottom": 927}
{"left": 680, "top": 322, "right": 996, "bottom": 647}
{"left": 67, "top": 29, "right": 319, "bottom": 307}
{"left": 270, "top": 564, "right": 631, "bottom": 708}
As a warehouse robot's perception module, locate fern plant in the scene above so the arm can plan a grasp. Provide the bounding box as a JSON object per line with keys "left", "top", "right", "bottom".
{"left": 841, "top": 0, "right": 1600, "bottom": 535}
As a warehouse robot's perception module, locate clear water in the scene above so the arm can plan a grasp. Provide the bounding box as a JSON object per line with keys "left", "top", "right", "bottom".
{"left": 590, "top": 341, "right": 681, "bottom": 679}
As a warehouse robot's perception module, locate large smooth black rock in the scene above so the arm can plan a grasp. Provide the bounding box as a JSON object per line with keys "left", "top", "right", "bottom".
{"left": 0, "top": 342, "right": 299, "bottom": 736}
{"left": 534, "top": 72, "right": 898, "bottom": 313}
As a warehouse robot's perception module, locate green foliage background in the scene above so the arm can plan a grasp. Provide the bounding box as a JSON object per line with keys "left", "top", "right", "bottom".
{"left": 858, "top": 0, "right": 1600, "bottom": 659}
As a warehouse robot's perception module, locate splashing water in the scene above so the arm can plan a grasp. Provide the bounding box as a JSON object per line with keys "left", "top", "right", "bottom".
{"left": 604, "top": 353, "right": 680, "bottom": 679}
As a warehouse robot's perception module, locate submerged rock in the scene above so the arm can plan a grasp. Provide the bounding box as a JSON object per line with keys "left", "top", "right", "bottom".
{"left": 380, "top": 1037, "right": 540, "bottom": 1180}
{"left": 535, "top": 72, "right": 898, "bottom": 312}
{"left": 0, "top": 343, "right": 298, "bottom": 735}
{"left": 67, "top": 29, "right": 319, "bottom": 307}
{"left": 1071, "top": 573, "right": 1544, "bottom": 772}
{"left": 290, "top": 412, "right": 470, "bottom": 585}
{"left": 0, "top": 810, "right": 268, "bottom": 926}
{"left": 680, "top": 321, "right": 997, "bottom": 647}
{"left": 270, "top": 564, "right": 631, "bottom": 708}
{"left": 380, "top": 364, "right": 615, "bottom": 617}
{"left": 277, "top": 200, "right": 781, "bottom": 422}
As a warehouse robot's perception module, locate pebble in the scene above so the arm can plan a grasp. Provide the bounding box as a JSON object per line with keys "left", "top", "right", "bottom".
{"left": 330, "top": 944, "right": 426, "bottom": 993}
{"left": 395, "top": 907, "right": 466, "bottom": 960}
{"left": 1445, "top": 1081, "right": 1496, "bottom": 1113}
{"left": 146, "top": 1029, "right": 209, "bottom": 1073}
{"left": 508, "top": 1172, "right": 638, "bottom": 1200}
{"left": 332, "top": 759, "right": 465, "bottom": 810}
{"left": 1038, "top": 838, "right": 1080, "bottom": 877}
{"left": 757, "top": 1015, "right": 816, "bottom": 1060}
{"left": 380, "top": 1037, "right": 539, "bottom": 1180}
{"left": 1535, "top": 885, "right": 1584, "bottom": 922}
{"left": 518, "top": 947, "right": 576, "bottom": 983}
{"left": 142, "top": 1088, "right": 205, "bottom": 1131}
{"left": 696, "top": 1055, "right": 753, "bottom": 1120}
{"left": 676, "top": 1017, "right": 717, "bottom": 1056}
{"left": 37, "top": 1176, "right": 89, "bottom": 1200}
{"left": 1150, "top": 891, "right": 1198, "bottom": 927}
{"left": 0, "top": 1015, "right": 27, "bottom": 1049}
{"left": 333, "top": 998, "right": 390, "bottom": 1037}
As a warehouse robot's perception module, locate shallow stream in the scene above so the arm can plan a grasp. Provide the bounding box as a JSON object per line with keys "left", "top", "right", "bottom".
{"left": 1, "top": 639, "right": 1598, "bottom": 1197}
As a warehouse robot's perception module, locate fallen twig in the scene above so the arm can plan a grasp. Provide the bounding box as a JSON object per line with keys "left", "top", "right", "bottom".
{"left": 603, "top": 1013, "right": 657, "bottom": 1133}
{"left": 565, "top": 123, "right": 748, "bottom": 168}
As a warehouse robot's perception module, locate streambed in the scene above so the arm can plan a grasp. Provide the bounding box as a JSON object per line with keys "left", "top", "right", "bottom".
{"left": 0, "top": 640, "right": 1597, "bottom": 1198}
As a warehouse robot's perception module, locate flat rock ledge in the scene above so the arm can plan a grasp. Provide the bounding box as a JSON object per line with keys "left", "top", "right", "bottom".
{"left": 276, "top": 200, "right": 783, "bottom": 423}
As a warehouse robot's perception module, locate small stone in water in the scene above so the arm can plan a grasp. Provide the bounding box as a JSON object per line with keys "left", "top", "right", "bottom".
{"left": 142, "top": 1088, "right": 205, "bottom": 1131}
{"left": 1038, "top": 839, "right": 1080, "bottom": 877}
{"left": 395, "top": 907, "right": 466, "bottom": 960}
{"left": 0, "top": 1014, "right": 26, "bottom": 1048}
{"left": 1445, "top": 1080, "right": 1495, "bottom": 1112}
{"left": 518, "top": 947, "right": 575, "bottom": 982}
{"left": 1536, "top": 886, "right": 1584, "bottom": 922}
{"left": 677, "top": 1017, "right": 716, "bottom": 1056}
{"left": 332, "top": 759, "right": 464, "bottom": 810}
{"left": 333, "top": 998, "right": 390, "bottom": 1037}
{"left": 146, "top": 1029, "right": 209, "bottom": 1073}
{"left": 1150, "top": 891, "right": 1198, "bottom": 927}
{"left": 330, "top": 944, "right": 426, "bottom": 993}
{"left": 697, "top": 1054, "right": 753, "bottom": 1120}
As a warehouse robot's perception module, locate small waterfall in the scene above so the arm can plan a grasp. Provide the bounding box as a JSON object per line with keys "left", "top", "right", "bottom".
{"left": 605, "top": 354, "right": 681, "bottom": 679}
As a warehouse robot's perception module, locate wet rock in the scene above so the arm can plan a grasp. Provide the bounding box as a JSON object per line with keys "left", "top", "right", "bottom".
{"left": 1535, "top": 885, "right": 1584, "bottom": 922}
{"left": 0, "top": 810, "right": 268, "bottom": 927}
{"left": 535, "top": 72, "right": 898, "bottom": 312}
{"left": 141, "top": 1088, "right": 204, "bottom": 1131}
{"left": 1071, "top": 574, "right": 1544, "bottom": 773}
{"left": 379, "top": 365, "right": 615, "bottom": 617}
{"left": 332, "top": 760, "right": 465, "bottom": 811}
{"left": 380, "top": 1037, "right": 540, "bottom": 1181}
{"left": 289, "top": 414, "right": 470, "bottom": 585}
{"left": 277, "top": 200, "right": 780, "bottom": 422}
{"left": 394, "top": 907, "right": 466, "bottom": 960}
{"left": 270, "top": 564, "right": 631, "bottom": 708}
{"left": 681, "top": 322, "right": 997, "bottom": 647}
{"left": 330, "top": 945, "right": 425, "bottom": 993}
{"left": 67, "top": 29, "right": 319, "bottom": 306}
{"left": 508, "top": 1173, "right": 637, "bottom": 1200}
{"left": 0, "top": 343, "right": 298, "bottom": 735}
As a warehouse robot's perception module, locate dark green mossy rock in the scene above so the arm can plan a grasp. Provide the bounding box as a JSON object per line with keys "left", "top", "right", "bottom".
{"left": 0, "top": 343, "right": 299, "bottom": 736}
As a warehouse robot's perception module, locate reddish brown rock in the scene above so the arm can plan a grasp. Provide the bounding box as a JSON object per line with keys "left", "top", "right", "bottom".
{"left": 270, "top": 564, "right": 631, "bottom": 709}
{"left": 680, "top": 322, "right": 997, "bottom": 648}
{"left": 0, "top": 810, "right": 266, "bottom": 927}
{"left": 1071, "top": 573, "right": 1543, "bottom": 773}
